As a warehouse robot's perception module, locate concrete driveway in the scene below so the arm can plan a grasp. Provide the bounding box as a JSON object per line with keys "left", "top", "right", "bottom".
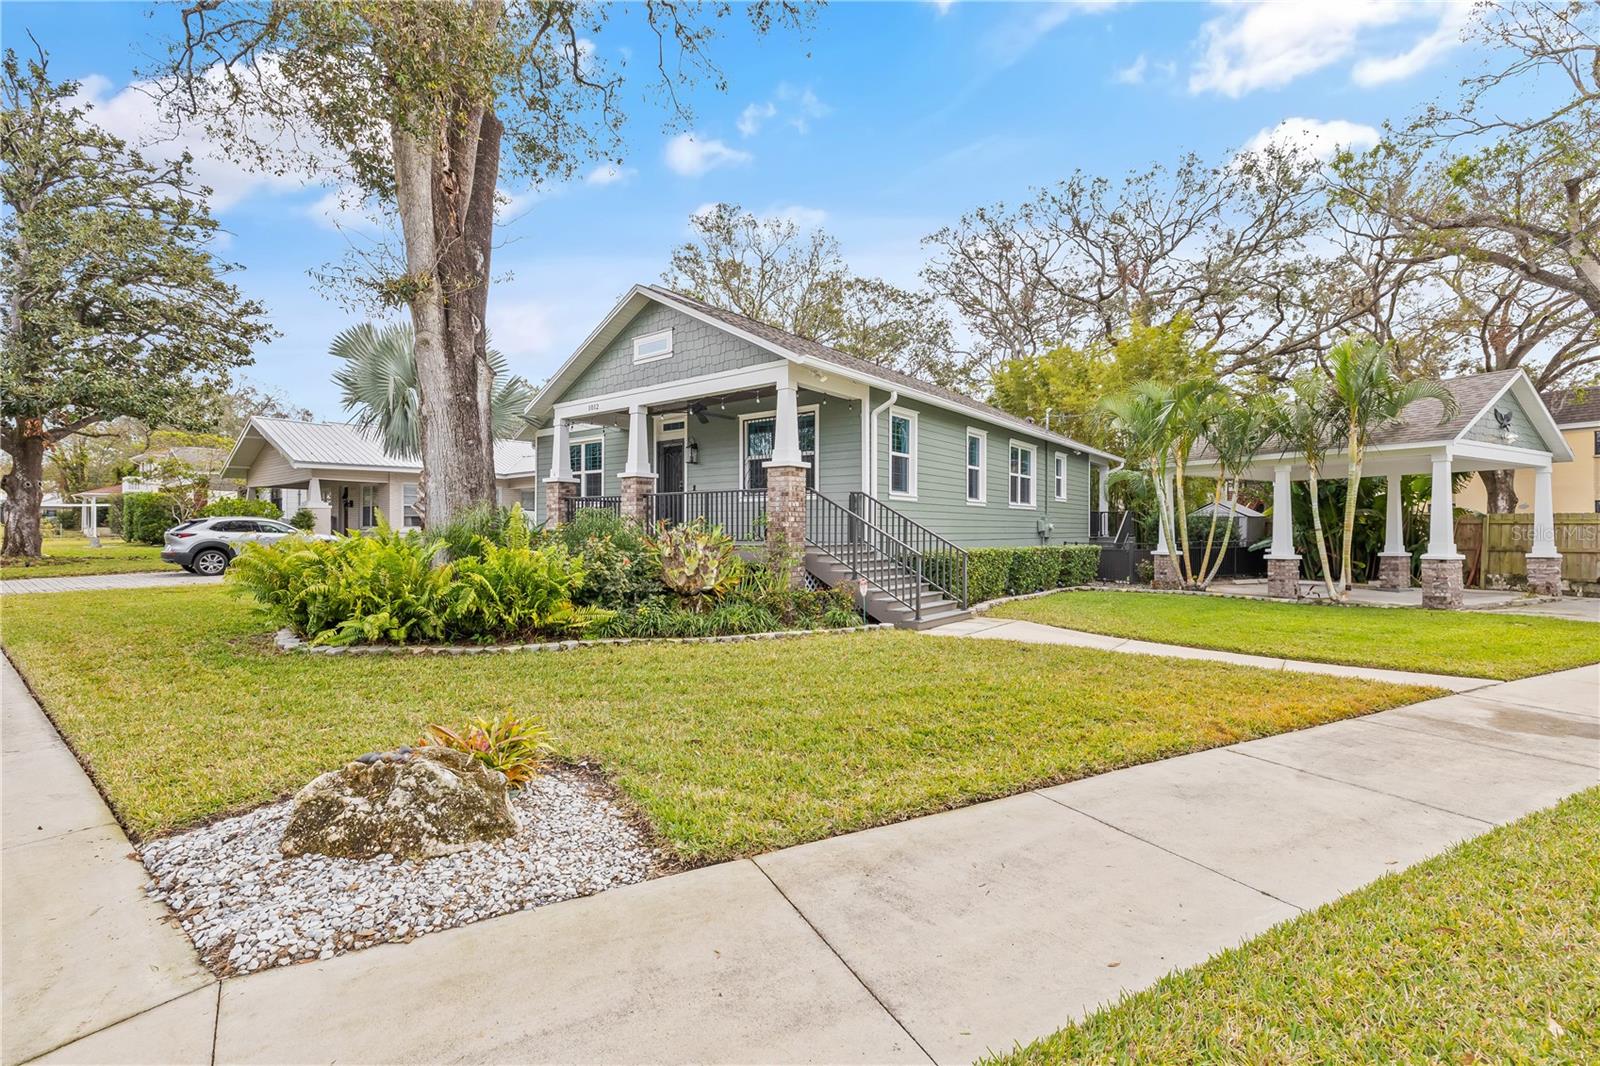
{"left": 4, "top": 656, "right": 1596, "bottom": 1065}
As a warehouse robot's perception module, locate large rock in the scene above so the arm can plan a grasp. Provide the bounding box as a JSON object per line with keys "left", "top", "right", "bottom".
{"left": 280, "top": 747, "right": 520, "bottom": 861}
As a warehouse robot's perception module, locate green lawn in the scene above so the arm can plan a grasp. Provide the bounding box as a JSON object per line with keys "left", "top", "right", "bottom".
{"left": 991, "top": 590, "right": 1600, "bottom": 681}
{"left": 0, "top": 585, "right": 1438, "bottom": 857}
{"left": 0, "top": 535, "right": 168, "bottom": 580}
{"left": 988, "top": 787, "right": 1600, "bottom": 1065}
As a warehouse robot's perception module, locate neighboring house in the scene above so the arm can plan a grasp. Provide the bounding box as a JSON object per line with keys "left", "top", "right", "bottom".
{"left": 519, "top": 284, "right": 1121, "bottom": 624}
{"left": 221, "top": 418, "right": 542, "bottom": 534}
{"left": 122, "top": 445, "right": 237, "bottom": 498}
{"left": 1190, "top": 500, "right": 1266, "bottom": 546}
{"left": 1456, "top": 386, "right": 1600, "bottom": 514}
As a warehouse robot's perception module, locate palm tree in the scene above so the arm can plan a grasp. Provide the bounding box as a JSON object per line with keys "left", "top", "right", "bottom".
{"left": 1194, "top": 395, "right": 1273, "bottom": 588}
{"left": 1098, "top": 384, "right": 1177, "bottom": 561}
{"left": 1149, "top": 376, "right": 1223, "bottom": 586}
{"left": 1270, "top": 373, "right": 1340, "bottom": 599}
{"left": 1325, "top": 337, "right": 1456, "bottom": 599}
{"left": 330, "top": 322, "right": 537, "bottom": 460}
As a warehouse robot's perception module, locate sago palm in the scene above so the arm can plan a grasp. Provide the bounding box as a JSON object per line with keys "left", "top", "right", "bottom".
{"left": 1325, "top": 337, "right": 1456, "bottom": 599}
{"left": 330, "top": 322, "right": 537, "bottom": 460}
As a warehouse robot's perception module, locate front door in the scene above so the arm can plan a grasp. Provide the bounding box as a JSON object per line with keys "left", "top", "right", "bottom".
{"left": 657, "top": 441, "right": 685, "bottom": 525}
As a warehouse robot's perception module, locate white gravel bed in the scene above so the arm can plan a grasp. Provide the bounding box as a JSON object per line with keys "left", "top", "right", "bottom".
{"left": 140, "top": 768, "right": 658, "bottom": 975}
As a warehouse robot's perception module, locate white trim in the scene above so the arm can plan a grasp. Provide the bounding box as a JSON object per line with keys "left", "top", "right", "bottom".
{"left": 631, "top": 327, "right": 674, "bottom": 364}
{"left": 739, "top": 404, "right": 819, "bottom": 489}
{"left": 569, "top": 434, "right": 605, "bottom": 497}
{"left": 888, "top": 407, "right": 918, "bottom": 500}
{"left": 652, "top": 413, "right": 689, "bottom": 439}
{"left": 552, "top": 360, "right": 789, "bottom": 420}
{"left": 1008, "top": 439, "right": 1037, "bottom": 510}
{"left": 965, "top": 428, "right": 987, "bottom": 505}
{"left": 1053, "top": 452, "right": 1066, "bottom": 501}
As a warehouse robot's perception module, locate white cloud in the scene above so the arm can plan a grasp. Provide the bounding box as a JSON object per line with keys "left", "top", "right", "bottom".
{"left": 1242, "top": 116, "right": 1380, "bottom": 160}
{"left": 663, "top": 133, "right": 752, "bottom": 177}
{"left": 1352, "top": 1, "right": 1471, "bottom": 86}
{"left": 1114, "top": 54, "right": 1149, "bottom": 85}
{"left": 584, "top": 163, "right": 632, "bottom": 186}
{"left": 776, "top": 84, "right": 830, "bottom": 133}
{"left": 928, "top": 0, "right": 957, "bottom": 14}
{"left": 308, "top": 186, "right": 385, "bottom": 232}
{"left": 981, "top": 1, "right": 1127, "bottom": 69}
{"left": 737, "top": 101, "right": 777, "bottom": 137}
{"left": 768, "top": 205, "right": 828, "bottom": 229}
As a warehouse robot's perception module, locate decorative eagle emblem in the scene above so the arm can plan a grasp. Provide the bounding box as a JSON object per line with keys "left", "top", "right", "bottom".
{"left": 1493, "top": 407, "right": 1517, "bottom": 443}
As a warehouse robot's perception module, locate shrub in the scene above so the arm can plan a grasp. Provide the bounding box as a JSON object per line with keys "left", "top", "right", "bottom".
{"left": 450, "top": 516, "right": 612, "bottom": 639}
{"left": 1135, "top": 559, "right": 1155, "bottom": 585}
{"left": 432, "top": 503, "right": 526, "bottom": 561}
{"left": 1007, "top": 547, "right": 1059, "bottom": 596}
{"left": 650, "top": 518, "right": 740, "bottom": 600}
{"left": 554, "top": 508, "right": 661, "bottom": 609}
{"left": 106, "top": 496, "right": 125, "bottom": 536}
{"left": 963, "top": 544, "right": 1100, "bottom": 603}
{"left": 288, "top": 507, "right": 316, "bottom": 531}
{"left": 1058, "top": 544, "right": 1100, "bottom": 586}
{"left": 419, "top": 711, "right": 550, "bottom": 788}
{"left": 967, "top": 549, "right": 1011, "bottom": 604}
{"left": 121, "top": 492, "right": 180, "bottom": 545}
{"left": 198, "top": 497, "right": 283, "bottom": 520}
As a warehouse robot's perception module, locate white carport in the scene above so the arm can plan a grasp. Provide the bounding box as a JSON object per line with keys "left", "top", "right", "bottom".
{"left": 1186, "top": 369, "right": 1575, "bottom": 608}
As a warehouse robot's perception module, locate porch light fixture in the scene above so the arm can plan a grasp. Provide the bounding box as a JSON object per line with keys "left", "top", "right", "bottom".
{"left": 687, "top": 439, "right": 699, "bottom": 464}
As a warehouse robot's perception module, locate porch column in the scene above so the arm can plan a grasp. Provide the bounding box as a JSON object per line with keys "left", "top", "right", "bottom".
{"left": 1377, "top": 472, "right": 1410, "bottom": 590}
{"left": 544, "top": 418, "right": 578, "bottom": 527}
{"left": 1421, "top": 451, "right": 1463, "bottom": 609}
{"left": 1150, "top": 469, "right": 1181, "bottom": 590}
{"left": 1096, "top": 464, "right": 1110, "bottom": 538}
{"left": 1265, "top": 462, "right": 1299, "bottom": 598}
{"left": 619, "top": 404, "right": 657, "bottom": 529}
{"left": 81, "top": 497, "right": 100, "bottom": 547}
{"left": 305, "top": 477, "right": 333, "bottom": 535}
{"left": 1525, "top": 463, "right": 1563, "bottom": 596}
{"left": 765, "top": 383, "right": 809, "bottom": 587}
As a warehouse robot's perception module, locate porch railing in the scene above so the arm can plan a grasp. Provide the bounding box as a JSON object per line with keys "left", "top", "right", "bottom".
{"left": 847, "top": 491, "right": 969, "bottom": 608}
{"left": 562, "top": 495, "right": 621, "bottom": 523}
{"left": 806, "top": 490, "right": 925, "bottom": 619}
{"left": 1093, "top": 509, "right": 1132, "bottom": 544}
{"left": 646, "top": 489, "right": 766, "bottom": 542}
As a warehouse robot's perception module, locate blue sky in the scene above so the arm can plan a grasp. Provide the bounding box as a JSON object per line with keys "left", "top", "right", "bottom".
{"left": 5, "top": 1, "right": 1482, "bottom": 420}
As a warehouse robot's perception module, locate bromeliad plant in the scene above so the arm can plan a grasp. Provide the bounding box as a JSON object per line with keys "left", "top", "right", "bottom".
{"left": 419, "top": 710, "right": 551, "bottom": 788}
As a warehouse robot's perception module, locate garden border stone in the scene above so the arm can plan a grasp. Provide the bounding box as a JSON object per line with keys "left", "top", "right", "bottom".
{"left": 274, "top": 622, "right": 895, "bottom": 655}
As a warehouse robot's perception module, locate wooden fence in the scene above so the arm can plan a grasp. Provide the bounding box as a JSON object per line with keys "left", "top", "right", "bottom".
{"left": 1456, "top": 513, "right": 1600, "bottom": 590}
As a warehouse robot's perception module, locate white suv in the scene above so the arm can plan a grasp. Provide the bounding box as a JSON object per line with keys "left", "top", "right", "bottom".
{"left": 160, "top": 517, "right": 312, "bottom": 575}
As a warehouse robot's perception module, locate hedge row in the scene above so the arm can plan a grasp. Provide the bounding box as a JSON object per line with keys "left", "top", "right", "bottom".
{"left": 198, "top": 497, "right": 282, "bottom": 520}
{"left": 965, "top": 544, "right": 1100, "bottom": 604}
{"left": 120, "top": 493, "right": 180, "bottom": 545}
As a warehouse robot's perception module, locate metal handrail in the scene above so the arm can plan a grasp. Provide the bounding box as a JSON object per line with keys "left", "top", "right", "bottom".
{"left": 848, "top": 491, "right": 969, "bottom": 607}
{"left": 806, "top": 490, "right": 924, "bottom": 620}
{"left": 563, "top": 495, "right": 621, "bottom": 522}
{"left": 646, "top": 489, "right": 766, "bottom": 542}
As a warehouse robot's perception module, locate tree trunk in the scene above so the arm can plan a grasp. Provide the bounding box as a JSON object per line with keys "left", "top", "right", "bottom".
{"left": 1, "top": 425, "right": 47, "bottom": 558}
{"left": 1479, "top": 469, "right": 1519, "bottom": 514}
{"left": 1306, "top": 467, "right": 1338, "bottom": 599}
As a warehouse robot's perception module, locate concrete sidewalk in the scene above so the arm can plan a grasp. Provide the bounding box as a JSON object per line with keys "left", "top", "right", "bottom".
{"left": 0, "top": 571, "right": 220, "bottom": 595}
{"left": 924, "top": 615, "right": 1497, "bottom": 691}
{"left": 6, "top": 656, "right": 1596, "bottom": 1064}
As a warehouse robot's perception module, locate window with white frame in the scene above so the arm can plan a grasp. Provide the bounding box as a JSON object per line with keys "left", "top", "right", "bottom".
{"left": 360, "top": 485, "right": 377, "bottom": 527}
{"left": 401, "top": 484, "right": 422, "bottom": 528}
{"left": 1054, "top": 454, "right": 1066, "bottom": 500}
{"left": 966, "top": 429, "right": 986, "bottom": 503}
{"left": 741, "top": 410, "right": 816, "bottom": 489}
{"left": 890, "top": 410, "right": 917, "bottom": 497}
{"left": 631, "top": 328, "right": 673, "bottom": 364}
{"left": 1009, "top": 442, "right": 1035, "bottom": 507}
{"left": 519, "top": 490, "right": 538, "bottom": 512}
{"left": 569, "top": 438, "right": 604, "bottom": 496}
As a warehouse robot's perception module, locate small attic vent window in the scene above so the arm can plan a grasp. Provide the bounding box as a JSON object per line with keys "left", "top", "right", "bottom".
{"left": 633, "top": 328, "right": 673, "bottom": 364}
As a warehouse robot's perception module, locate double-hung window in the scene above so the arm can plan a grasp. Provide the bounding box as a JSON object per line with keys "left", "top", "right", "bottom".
{"left": 965, "top": 429, "right": 986, "bottom": 504}
{"left": 889, "top": 410, "right": 917, "bottom": 497}
{"left": 742, "top": 411, "right": 816, "bottom": 489}
{"left": 359, "top": 485, "right": 377, "bottom": 527}
{"left": 569, "top": 438, "right": 604, "bottom": 497}
{"left": 1054, "top": 454, "right": 1066, "bottom": 500}
{"left": 401, "top": 484, "right": 422, "bottom": 528}
{"left": 1009, "top": 442, "right": 1035, "bottom": 507}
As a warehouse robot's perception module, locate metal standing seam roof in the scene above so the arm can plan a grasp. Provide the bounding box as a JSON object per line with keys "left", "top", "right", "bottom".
{"left": 243, "top": 417, "right": 539, "bottom": 478}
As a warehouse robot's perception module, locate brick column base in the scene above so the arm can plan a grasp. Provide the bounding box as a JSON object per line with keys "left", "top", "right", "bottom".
{"left": 544, "top": 479, "right": 578, "bottom": 528}
{"left": 1266, "top": 556, "right": 1301, "bottom": 599}
{"left": 619, "top": 475, "right": 655, "bottom": 530}
{"left": 1377, "top": 553, "right": 1411, "bottom": 590}
{"left": 1420, "top": 557, "right": 1464, "bottom": 609}
{"left": 764, "top": 464, "right": 809, "bottom": 588}
{"left": 1151, "top": 552, "right": 1181, "bottom": 590}
{"left": 1526, "top": 554, "right": 1563, "bottom": 597}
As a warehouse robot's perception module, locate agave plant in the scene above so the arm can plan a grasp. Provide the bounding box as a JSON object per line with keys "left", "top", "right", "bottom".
{"left": 330, "top": 321, "right": 538, "bottom": 460}
{"left": 650, "top": 519, "right": 741, "bottom": 601}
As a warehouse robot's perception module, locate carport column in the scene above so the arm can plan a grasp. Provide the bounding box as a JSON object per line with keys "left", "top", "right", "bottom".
{"left": 1377, "top": 472, "right": 1410, "bottom": 590}
{"left": 765, "top": 382, "right": 809, "bottom": 588}
{"left": 544, "top": 418, "right": 579, "bottom": 528}
{"left": 619, "top": 404, "right": 657, "bottom": 529}
{"left": 1096, "top": 464, "right": 1110, "bottom": 537}
{"left": 1265, "top": 462, "right": 1300, "bottom": 598}
{"left": 1525, "top": 463, "right": 1563, "bottom": 597}
{"left": 1149, "top": 470, "right": 1182, "bottom": 589}
{"left": 305, "top": 477, "right": 333, "bottom": 535}
{"left": 81, "top": 496, "right": 100, "bottom": 547}
{"left": 1421, "top": 451, "right": 1463, "bottom": 609}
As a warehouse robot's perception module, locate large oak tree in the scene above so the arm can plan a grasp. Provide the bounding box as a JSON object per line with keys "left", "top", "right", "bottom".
{"left": 1, "top": 50, "right": 269, "bottom": 557}
{"left": 158, "top": 0, "right": 811, "bottom": 526}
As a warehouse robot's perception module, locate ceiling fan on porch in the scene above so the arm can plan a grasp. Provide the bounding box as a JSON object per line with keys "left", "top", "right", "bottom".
{"left": 686, "top": 401, "right": 739, "bottom": 424}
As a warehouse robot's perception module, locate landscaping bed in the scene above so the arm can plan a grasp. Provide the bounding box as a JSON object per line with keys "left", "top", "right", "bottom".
{"left": 990, "top": 589, "right": 1600, "bottom": 680}
{"left": 988, "top": 787, "right": 1600, "bottom": 1064}
{"left": 2, "top": 585, "right": 1441, "bottom": 859}
{"left": 142, "top": 764, "right": 657, "bottom": 976}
